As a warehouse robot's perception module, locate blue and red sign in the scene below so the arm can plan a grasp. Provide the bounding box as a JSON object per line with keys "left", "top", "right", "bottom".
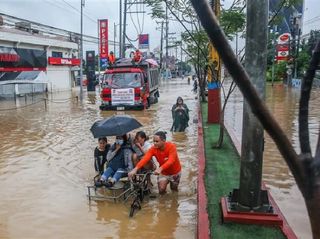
{"left": 138, "top": 34, "right": 149, "bottom": 49}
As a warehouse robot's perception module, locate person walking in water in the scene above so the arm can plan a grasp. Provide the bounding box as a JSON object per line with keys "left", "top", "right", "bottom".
{"left": 171, "top": 96, "right": 189, "bottom": 132}
{"left": 128, "top": 131, "right": 181, "bottom": 195}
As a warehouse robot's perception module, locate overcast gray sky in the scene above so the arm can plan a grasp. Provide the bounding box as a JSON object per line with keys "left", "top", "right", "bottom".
{"left": 0, "top": 0, "right": 182, "bottom": 55}
{"left": 0, "top": 0, "right": 319, "bottom": 55}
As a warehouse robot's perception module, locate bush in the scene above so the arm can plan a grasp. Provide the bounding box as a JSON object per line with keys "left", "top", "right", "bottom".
{"left": 266, "top": 61, "right": 287, "bottom": 82}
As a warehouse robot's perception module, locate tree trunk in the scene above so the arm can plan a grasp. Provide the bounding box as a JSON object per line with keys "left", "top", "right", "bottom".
{"left": 306, "top": 184, "right": 320, "bottom": 238}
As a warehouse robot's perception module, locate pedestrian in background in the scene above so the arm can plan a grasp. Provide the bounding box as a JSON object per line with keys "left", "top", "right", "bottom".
{"left": 171, "top": 96, "right": 189, "bottom": 132}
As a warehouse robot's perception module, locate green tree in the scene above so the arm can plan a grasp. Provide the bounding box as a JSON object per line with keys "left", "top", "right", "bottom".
{"left": 268, "top": 0, "right": 303, "bottom": 27}
{"left": 145, "top": 0, "right": 245, "bottom": 101}
{"left": 220, "top": 7, "right": 245, "bottom": 40}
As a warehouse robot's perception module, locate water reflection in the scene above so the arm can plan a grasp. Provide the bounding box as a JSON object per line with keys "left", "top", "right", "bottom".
{"left": 224, "top": 80, "right": 319, "bottom": 239}
{"left": 0, "top": 78, "right": 197, "bottom": 239}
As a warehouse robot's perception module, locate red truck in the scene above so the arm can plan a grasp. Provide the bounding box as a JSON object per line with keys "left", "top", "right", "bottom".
{"left": 100, "top": 58, "right": 160, "bottom": 110}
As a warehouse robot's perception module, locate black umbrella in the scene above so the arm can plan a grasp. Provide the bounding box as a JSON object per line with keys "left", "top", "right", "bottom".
{"left": 90, "top": 115, "right": 143, "bottom": 138}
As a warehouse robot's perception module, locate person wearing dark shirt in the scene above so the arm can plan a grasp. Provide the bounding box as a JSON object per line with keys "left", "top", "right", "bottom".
{"left": 171, "top": 96, "right": 189, "bottom": 132}
{"left": 94, "top": 137, "right": 110, "bottom": 175}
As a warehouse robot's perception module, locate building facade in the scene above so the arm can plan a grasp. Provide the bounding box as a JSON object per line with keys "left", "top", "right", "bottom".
{"left": 0, "top": 15, "right": 80, "bottom": 96}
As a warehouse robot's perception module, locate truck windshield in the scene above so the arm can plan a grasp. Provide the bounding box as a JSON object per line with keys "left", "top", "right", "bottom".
{"left": 103, "top": 72, "right": 142, "bottom": 88}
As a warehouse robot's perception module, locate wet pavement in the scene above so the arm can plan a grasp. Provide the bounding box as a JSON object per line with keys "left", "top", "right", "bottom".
{"left": 0, "top": 78, "right": 198, "bottom": 239}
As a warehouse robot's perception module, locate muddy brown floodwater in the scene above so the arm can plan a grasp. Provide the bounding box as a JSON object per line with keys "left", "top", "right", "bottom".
{"left": 224, "top": 81, "right": 320, "bottom": 239}
{"left": 0, "top": 78, "right": 198, "bottom": 239}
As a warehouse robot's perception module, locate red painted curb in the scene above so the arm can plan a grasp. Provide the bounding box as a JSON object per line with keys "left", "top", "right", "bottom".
{"left": 197, "top": 102, "right": 211, "bottom": 239}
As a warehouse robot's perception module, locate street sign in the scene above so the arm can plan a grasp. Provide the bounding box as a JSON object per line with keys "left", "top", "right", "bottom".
{"left": 138, "top": 34, "right": 149, "bottom": 49}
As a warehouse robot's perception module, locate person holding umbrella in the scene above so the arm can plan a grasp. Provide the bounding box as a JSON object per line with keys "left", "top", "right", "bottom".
{"left": 90, "top": 115, "right": 142, "bottom": 187}
{"left": 128, "top": 131, "right": 182, "bottom": 194}
{"left": 95, "top": 134, "right": 133, "bottom": 187}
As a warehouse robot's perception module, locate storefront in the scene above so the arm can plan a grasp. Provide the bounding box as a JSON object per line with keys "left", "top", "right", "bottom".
{"left": 0, "top": 26, "right": 80, "bottom": 96}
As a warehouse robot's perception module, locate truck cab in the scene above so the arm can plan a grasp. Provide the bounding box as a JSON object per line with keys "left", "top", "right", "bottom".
{"left": 100, "top": 58, "right": 160, "bottom": 110}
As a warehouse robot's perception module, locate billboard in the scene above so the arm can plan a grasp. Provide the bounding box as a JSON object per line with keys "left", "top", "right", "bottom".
{"left": 99, "top": 19, "right": 108, "bottom": 59}
{"left": 269, "top": 0, "right": 304, "bottom": 62}
{"left": 138, "top": 34, "right": 149, "bottom": 49}
{"left": 276, "top": 33, "right": 291, "bottom": 61}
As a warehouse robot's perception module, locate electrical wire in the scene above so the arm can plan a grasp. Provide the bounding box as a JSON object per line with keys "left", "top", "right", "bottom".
{"left": 136, "top": 1, "right": 142, "bottom": 33}
{"left": 141, "top": 2, "right": 145, "bottom": 33}
{"left": 60, "top": 0, "right": 97, "bottom": 24}
{"left": 304, "top": 15, "right": 320, "bottom": 24}
{"left": 129, "top": 11, "right": 141, "bottom": 36}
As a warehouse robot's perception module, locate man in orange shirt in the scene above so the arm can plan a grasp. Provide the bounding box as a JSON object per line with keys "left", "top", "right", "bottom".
{"left": 128, "top": 131, "right": 181, "bottom": 194}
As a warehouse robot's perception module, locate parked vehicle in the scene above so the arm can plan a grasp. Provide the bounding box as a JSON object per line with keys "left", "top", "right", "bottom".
{"left": 100, "top": 58, "right": 160, "bottom": 110}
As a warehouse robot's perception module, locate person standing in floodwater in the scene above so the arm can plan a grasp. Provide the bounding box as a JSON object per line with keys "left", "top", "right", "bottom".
{"left": 128, "top": 131, "right": 181, "bottom": 194}
{"left": 171, "top": 96, "right": 189, "bottom": 132}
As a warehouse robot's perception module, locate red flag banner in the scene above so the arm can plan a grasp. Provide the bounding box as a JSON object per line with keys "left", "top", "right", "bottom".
{"left": 99, "top": 19, "right": 108, "bottom": 59}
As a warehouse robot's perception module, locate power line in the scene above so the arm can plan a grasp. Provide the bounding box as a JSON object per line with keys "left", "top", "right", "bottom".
{"left": 304, "top": 15, "right": 320, "bottom": 24}
{"left": 60, "top": 0, "right": 97, "bottom": 24}
{"left": 43, "top": 0, "right": 72, "bottom": 13}
{"left": 0, "top": 13, "right": 119, "bottom": 45}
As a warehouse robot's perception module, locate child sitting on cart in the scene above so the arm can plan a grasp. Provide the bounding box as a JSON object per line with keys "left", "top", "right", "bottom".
{"left": 94, "top": 137, "right": 111, "bottom": 175}
{"left": 95, "top": 134, "right": 133, "bottom": 187}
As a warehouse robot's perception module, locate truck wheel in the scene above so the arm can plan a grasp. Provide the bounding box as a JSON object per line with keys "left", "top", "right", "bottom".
{"left": 154, "top": 96, "right": 158, "bottom": 104}
{"left": 147, "top": 97, "right": 151, "bottom": 108}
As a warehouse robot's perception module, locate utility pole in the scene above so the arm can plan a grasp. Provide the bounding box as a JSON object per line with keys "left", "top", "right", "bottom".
{"left": 293, "top": 13, "right": 302, "bottom": 79}
{"left": 119, "top": 0, "right": 122, "bottom": 58}
{"left": 156, "top": 21, "right": 164, "bottom": 70}
{"left": 235, "top": 32, "right": 238, "bottom": 57}
{"left": 230, "top": 0, "right": 272, "bottom": 213}
{"left": 271, "top": 26, "right": 278, "bottom": 87}
{"left": 97, "top": 19, "right": 100, "bottom": 74}
{"left": 165, "top": 5, "right": 169, "bottom": 74}
{"left": 114, "top": 22, "right": 116, "bottom": 55}
{"left": 79, "top": 0, "right": 85, "bottom": 102}
{"left": 175, "top": 44, "right": 178, "bottom": 60}
{"left": 160, "top": 21, "right": 164, "bottom": 70}
{"left": 180, "top": 38, "right": 183, "bottom": 72}
{"left": 122, "top": 0, "right": 128, "bottom": 58}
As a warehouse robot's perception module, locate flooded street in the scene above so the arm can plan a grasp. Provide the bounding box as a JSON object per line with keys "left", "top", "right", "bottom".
{"left": 0, "top": 78, "right": 198, "bottom": 239}
{"left": 224, "top": 81, "right": 320, "bottom": 239}
{"left": 1, "top": 77, "right": 318, "bottom": 239}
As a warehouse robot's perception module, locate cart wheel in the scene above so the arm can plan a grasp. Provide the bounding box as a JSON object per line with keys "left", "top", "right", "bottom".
{"left": 129, "top": 206, "right": 135, "bottom": 217}
{"left": 139, "top": 189, "right": 144, "bottom": 202}
{"left": 129, "top": 199, "right": 141, "bottom": 217}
